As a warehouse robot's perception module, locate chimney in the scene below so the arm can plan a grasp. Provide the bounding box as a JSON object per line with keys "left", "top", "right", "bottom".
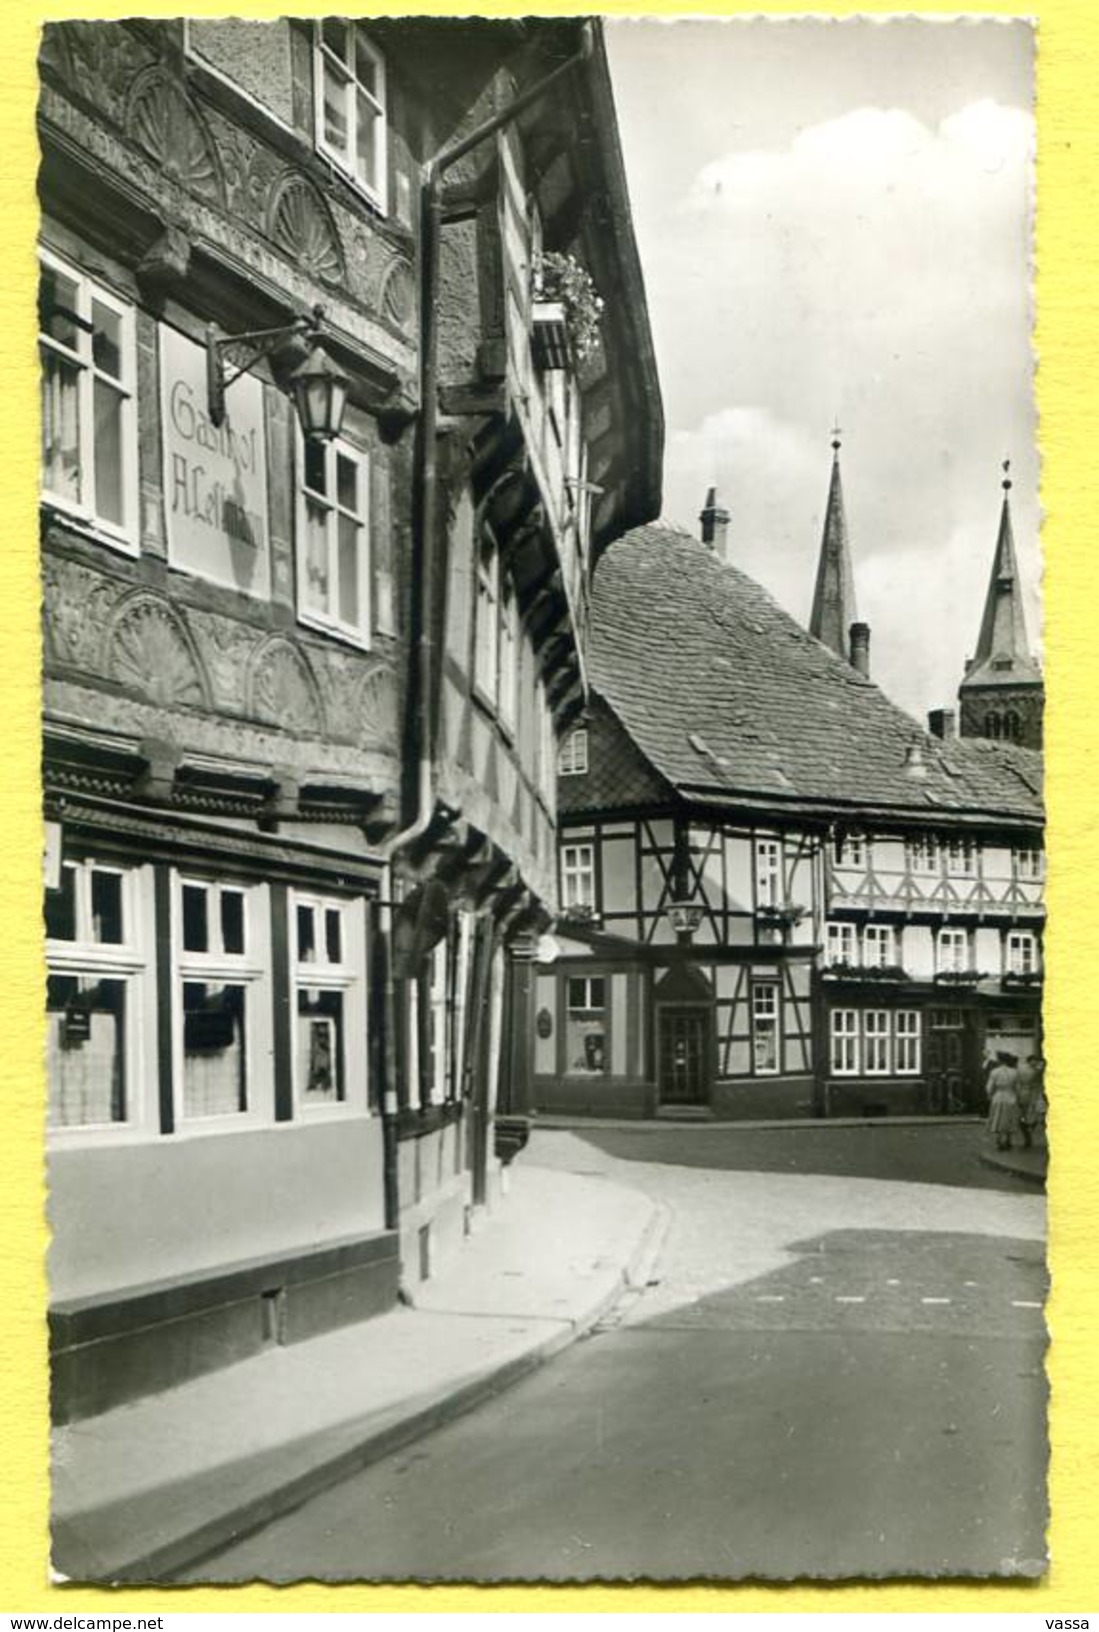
{"left": 927, "top": 708, "right": 957, "bottom": 741}
{"left": 848, "top": 621, "right": 870, "bottom": 678}
{"left": 699, "top": 487, "right": 730, "bottom": 558}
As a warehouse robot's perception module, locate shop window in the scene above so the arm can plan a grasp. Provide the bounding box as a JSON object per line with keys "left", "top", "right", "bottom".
{"left": 39, "top": 249, "right": 137, "bottom": 550}
{"left": 558, "top": 727, "right": 589, "bottom": 777}
{"left": 863, "top": 924, "right": 896, "bottom": 968}
{"left": 561, "top": 842, "right": 595, "bottom": 912}
{"left": 315, "top": 20, "right": 387, "bottom": 210}
{"left": 565, "top": 975, "right": 606, "bottom": 1075}
{"left": 176, "top": 877, "right": 263, "bottom": 1122}
{"left": 895, "top": 1010, "right": 921, "bottom": 1074}
{"left": 1006, "top": 929, "right": 1039, "bottom": 977}
{"left": 864, "top": 1009, "right": 891, "bottom": 1074}
{"left": 830, "top": 1008, "right": 859, "bottom": 1075}
{"left": 754, "top": 837, "right": 781, "bottom": 908}
{"left": 45, "top": 859, "right": 144, "bottom": 1130}
{"left": 293, "top": 893, "right": 360, "bottom": 1108}
{"left": 298, "top": 433, "right": 370, "bottom": 645}
{"left": 936, "top": 927, "right": 969, "bottom": 974}
{"left": 751, "top": 982, "right": 779, "bottom": 1074}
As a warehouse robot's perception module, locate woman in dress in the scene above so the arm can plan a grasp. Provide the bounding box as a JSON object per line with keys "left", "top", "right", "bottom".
{"left": 986, "top": 1051, "right": 1021, "bottom": 1151}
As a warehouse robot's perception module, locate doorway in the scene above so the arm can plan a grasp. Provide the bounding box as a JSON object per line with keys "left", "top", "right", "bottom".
{"left": 658, "top": 1005, "right": 711, "bottom": 1106}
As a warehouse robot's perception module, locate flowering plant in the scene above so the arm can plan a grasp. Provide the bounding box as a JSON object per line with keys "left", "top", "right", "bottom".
{"left": 534, "top": 251, "right": 605, "bottom": 362}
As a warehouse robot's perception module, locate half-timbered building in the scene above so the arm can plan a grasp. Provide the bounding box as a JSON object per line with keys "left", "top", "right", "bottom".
{"left": 524, "top": 479, "right": 1043, "bottom": 1123}
{"left": 39, "top": 16, "right": 661, "bottom": 1422}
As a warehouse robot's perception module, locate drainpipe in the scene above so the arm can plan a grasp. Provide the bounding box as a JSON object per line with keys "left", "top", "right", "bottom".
{"left": 377, "top": 25, "right": 594, "bottom": 1231}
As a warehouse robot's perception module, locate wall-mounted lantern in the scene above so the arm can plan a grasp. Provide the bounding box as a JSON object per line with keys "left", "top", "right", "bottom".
{"left": 665, "top": 898, "right": 705, "bottom": 937}
{"left": 206, "top": 303, "right": 350, "bottom": 441}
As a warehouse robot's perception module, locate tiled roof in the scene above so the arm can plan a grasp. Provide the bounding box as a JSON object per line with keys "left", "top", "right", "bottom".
{"left": 587, "top": 524, "right": 1043, "bottom": 827}
{"left": 558, "top": 695, "right": 670, "bottom": 815}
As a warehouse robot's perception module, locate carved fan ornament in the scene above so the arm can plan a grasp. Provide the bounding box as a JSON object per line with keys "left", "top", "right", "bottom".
{"left": 267, "top": 173, "right": 345, "bottom": 287}
{"left": 251, "top": 639, "right": 324, "bottom": 737}
{"left": 358, "top": 665, "right": 398, "bottom": 749}
{"left": 381, "top": 256, "right": 415, "bottom": 329}
{"left": 127, "top": 67, "right": 222, "bottom": 203}
{"left": 109, "top": 598, "right": 209, "bottom": 710}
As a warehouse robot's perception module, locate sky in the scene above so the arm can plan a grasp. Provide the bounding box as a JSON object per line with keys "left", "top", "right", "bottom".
{"left": 604, "top": 17, "right": 1038, "bottom": 724}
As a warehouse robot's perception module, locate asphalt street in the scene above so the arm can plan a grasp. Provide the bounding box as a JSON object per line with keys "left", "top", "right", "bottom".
{"left": 184, "top": 1122, "right": 1047, "bottom": 1584}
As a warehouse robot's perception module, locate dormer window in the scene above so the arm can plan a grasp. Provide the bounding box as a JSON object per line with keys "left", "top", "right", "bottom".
{"left": 315, "top": 21, "right": 387, "bottom": 211}
{"left": 558, "top": 728, "right": 588, "bottom": 777}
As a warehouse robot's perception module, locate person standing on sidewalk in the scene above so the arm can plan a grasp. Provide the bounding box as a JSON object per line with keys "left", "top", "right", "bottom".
{"left": 1017, "top": 1053, "right": 1046, "bottom": 1149}
{"left": 986, "top": 1051, "right": 1022, "bottom": 1151}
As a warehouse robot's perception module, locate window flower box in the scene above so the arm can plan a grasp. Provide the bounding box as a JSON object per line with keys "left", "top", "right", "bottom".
{"left": 531, "top": 251, "right": 604, "bottom": 368}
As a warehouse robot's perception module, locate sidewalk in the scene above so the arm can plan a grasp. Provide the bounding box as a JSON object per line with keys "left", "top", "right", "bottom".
{"left": 978, "top": 1137, "right": 1048, "bottom": 1187}
{"left": 51, "top": 1162, "right": 662, "bottom": 1585}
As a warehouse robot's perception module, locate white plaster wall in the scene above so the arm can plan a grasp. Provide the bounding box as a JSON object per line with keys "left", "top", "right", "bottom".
{"left": 49, "top": 1116, "right": 386, "bottom": 1303}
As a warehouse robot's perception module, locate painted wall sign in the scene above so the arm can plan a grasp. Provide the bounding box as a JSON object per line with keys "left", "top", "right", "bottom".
{"left": 536, "top": 1007, "right": 553, "bottom": 1039}
{"left": 160, "top": 323, "right": 270, "bottom": 597}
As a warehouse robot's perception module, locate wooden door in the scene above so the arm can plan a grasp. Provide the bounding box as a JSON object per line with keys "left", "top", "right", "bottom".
{"left": 658, "top": 1005, "right": 710, "bottom": 1105}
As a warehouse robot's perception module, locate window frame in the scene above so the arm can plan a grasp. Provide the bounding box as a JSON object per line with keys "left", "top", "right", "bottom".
{"left": 750, "top": 980, "right": 780, "bottom": 1075}
{"left": 906, "top": 834, "right": 939, "bottom": 875}
{"left": 313, "top": 20, "right": 388, "bottom": 212}
{"left": 564, "top": 973, "right": 608, "bottom": 1077}
{"left": 1013, "top": 847, "right": 1044, "bottom": 882}
{"left": 296, "top": 430, "right": 371, "bottom": 648}
{"left": 862, "top": 923, "right": 896, "bottom": 969}
{"left": 754, "top": 836, "right": 782, "bottom": 909}
{"left": 936, "top": 926, "right": 969, "bottom": 975}
{"left": 895, "top": 1010, "right": 921, "bottom": 1075}
{"left": 173, "top": 874, "right": 270, "bottom": 1129}
{"left": 863, "top": 1009, "right": 891, "bottom": 1075}
{"left": 39, "top": 246, "right": 139, "bottom": 552}
{"left": 558, "top": 727, "right": 589, "bottom": 778}
{"left": 1005, "top": 928, "right": 1039, "bottom": 977}
{"left": 945, "top": 837, "right": 980, "bottom": 878}
{"left": 830, "top": 1008, "right": 859, "bottom": 1076}
{"left": 291, "top": 890, "right": 366, "bottom": 1115}
{"left": 45, "top": 858, "right": 151, "bottom": 1138}
{"left": 825, "top": 920, "right": 856, "bottom": 966}
{"left": 561, "top": 841, "right": 595, "bottom": 913}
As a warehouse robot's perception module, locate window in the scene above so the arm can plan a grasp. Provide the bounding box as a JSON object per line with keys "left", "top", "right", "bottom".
{"left": 558, "top": 728, "right": 589, "bottom": 777}
{"left": 474, "top": 535, "right": 499, "bottom": 702}
{"left": 937, "top": 927, "right": 969, "bottom": 974}
{"left": 566, "top": 975, "right": 606, "bottom": 1075}
{"left": 561, "top": 843, "right": 595, "bottom": 912}
{"left": 298, "top": 434, "right": 369, "bottom": 644}
{"left": 863, "top": 924, "right": 896, "bottom": 968}
{"left": 895, "top": 1011, "right": 921, "bottom": 1074}
{"left": 945, "top": 837, "right": 980, "bottom": 877}
{"left": 46, "top": 860, "right": 145, "bottom": 1130}
{"left": 315, "top": 20, "right": 387, "bottom": 209}
{"left": 498, "top": 575, "right": 519, "bottom": 733}
{"left": 864, "top": 1010, "right": 891, "bottom": 1074}
{"left": 907, "top": 835, "right": 939, "bottom": 874}
{"left": 39, "top": 250, "right": 137, "bottom": 548}
{"left": 754, "top": 837, "right": 781, "bottom": 908}
{"left": 176, "top": 878, "right": 263, "bottom": 1121}
{"left": 831, "top": 1009, "right": 859, "bottom": 1075}
{"left": 1006, "top": 930, "right": 1039, "bottom": 977}
{"left": 537, "top": 679, "right": 556, "bottom": 807}
{"left": 833, "top": 832, "right": 865, "bottom": 867}
{"left": 751, "top": 983, "right": 779, "bottom": 1074}
{"left": 1014, "top": 847, "right": 1044, "bottom": 881}
{"left": 825, "top": 921, "right": 856, "bottom": 966}
{"left": 293, "top": 894, "right": 360, "bottom": 1109}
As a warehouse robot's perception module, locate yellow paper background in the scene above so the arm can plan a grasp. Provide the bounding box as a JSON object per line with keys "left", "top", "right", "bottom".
{"left": 2, "top": 0, "right": 1093, "bottom": 1610}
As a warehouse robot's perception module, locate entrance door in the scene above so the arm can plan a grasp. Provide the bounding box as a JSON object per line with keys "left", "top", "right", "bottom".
{"left": 659, "top": 1006, "right": 710, "bottom": 1106}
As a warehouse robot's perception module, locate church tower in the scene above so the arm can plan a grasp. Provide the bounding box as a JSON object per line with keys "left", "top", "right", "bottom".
{"left": 809, "top": 432, "right": 870, "bottom": 675}
{"left": 958, "top": 462, "right": 1043, "bottom": 749}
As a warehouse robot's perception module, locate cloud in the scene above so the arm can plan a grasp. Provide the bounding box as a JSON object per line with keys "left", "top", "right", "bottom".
{"left": 642, "top": 98, "right": 1038, "bottom": 721}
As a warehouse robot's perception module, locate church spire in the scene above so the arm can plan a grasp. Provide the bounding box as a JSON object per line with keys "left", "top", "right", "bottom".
{"left": 958, "top": 461, "right": 1043, "bottom": 748}
{"left": 809, "top": 430, "right": 865, "bottom": 670}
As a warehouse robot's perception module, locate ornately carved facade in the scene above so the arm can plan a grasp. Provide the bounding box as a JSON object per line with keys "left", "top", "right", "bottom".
{"left": 40, "top": 18, "right": 662, "bottom": 1424}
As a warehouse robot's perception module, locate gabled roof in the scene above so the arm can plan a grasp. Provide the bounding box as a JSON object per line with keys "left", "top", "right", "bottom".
{"left": 587, "top": 523, "right": 1043, "bottom": 829}
{"left": 960, "top": 475, "right": 1042, "bottom": 694}
{"left": 809, "top": 442, "right": 858, "bottom": 660}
